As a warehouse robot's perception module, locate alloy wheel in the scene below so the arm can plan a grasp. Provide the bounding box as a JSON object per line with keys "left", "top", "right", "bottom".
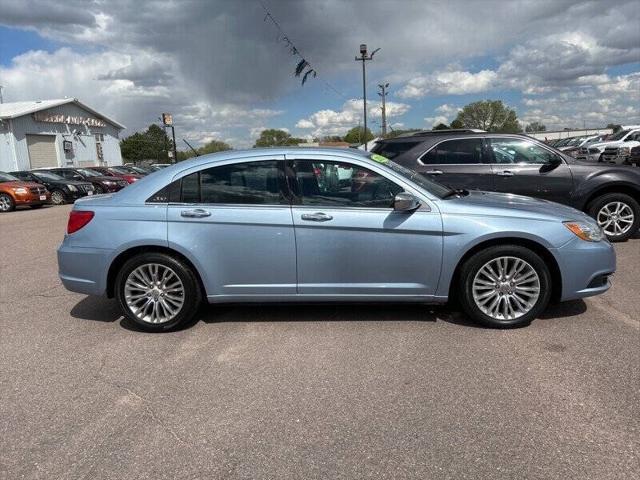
{"left": 124, "top": 263, "right": 185, "bottom": 324}
{"left": 51, "top": 191, "right": 65, "bottom": 205}
{"left": 596, "top": 201, "right": 634, "bottom": 237}
{"left": 0, "top": 195, "right": 12, "bottom": 212}
{"left": 472, "top": 256, "right": 541, "bottom": 321}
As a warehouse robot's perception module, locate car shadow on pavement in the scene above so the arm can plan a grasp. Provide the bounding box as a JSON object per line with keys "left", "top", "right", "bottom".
{"left": 69, "top": 296, "right": 588, "bottom": 332}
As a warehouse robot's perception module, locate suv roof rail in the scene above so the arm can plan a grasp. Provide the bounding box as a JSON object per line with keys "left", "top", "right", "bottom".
{"left": 395, "top": 128, "right": 487, "bottom": 138}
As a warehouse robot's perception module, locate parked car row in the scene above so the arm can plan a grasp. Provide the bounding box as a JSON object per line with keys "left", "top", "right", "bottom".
{"left": 548, "top": 126, "right": 640, "bottom": 165}
{"left": 371, "top": 130, "right": 640, "bottom": 241}
{"left": 0, "top": 164, "right": 157, "bottom": 212}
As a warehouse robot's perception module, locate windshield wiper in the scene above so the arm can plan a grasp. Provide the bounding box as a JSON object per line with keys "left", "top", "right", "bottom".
{"left": 442, "top": 188, "right": 469, "bottom": 199}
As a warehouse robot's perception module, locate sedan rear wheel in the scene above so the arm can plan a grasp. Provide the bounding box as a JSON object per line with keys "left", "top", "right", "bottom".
{"left": 459, "top": 245, "right": 551, "bottom": 328}
{"left": 115, "top": 253, "right": 202, "bottom": 332}
{"left": 0, "top": 193, "right": 15, "bottom": 212}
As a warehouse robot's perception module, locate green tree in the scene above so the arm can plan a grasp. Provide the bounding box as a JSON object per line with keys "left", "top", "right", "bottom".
{"left": 606, "top": 123, "right": 622, "bottom": 133}
{"left": 176, "top": 139, "right": 233, "bottom": 161}
{"left": 120, "top": 124, "right": 173, "bottom": 162}
{"left": 525, "top": 121, "right": 546, "bottom": 133}
{"left": 432, "top": 123, "right": 450, "bottom": 130}
{"left": 449, "top": 119, "right": 464, "bottom": 129}
{"left": 453, "top": 100, "right": 522, "bottom": 133}
{"left": 254, "top": 129, "right": 304, "bottom": 147}
{"left": 343, "top": 126, "right": 374, "bottom": 144}
{"left": 321, "top": 135, "right": 344, "bottom": 142}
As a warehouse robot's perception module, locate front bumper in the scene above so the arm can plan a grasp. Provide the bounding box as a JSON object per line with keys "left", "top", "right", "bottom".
{"left": 552, "top": 237, "right": 616, "bottom": 301}
{"left": 14, "top": 192, "right": 51, "bottom": 206}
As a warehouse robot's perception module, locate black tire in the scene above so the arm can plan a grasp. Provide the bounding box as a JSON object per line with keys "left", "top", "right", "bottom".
{"left": 115, "top": 252, "right": 202, "bottom": 332}
{"left": 0, "top": 193, "right": 15, "bottom": 212}
{"left": 50, "top": 189, "right": 67, "bottom": 205}
{"left": 587, "top": 193, "right": 640, "bottom": 242}
{"left": 458, "top": 245, "right": 552, "bottom": 328}
{"left": 94, "top": 185, "right": 104, "bottom": 194}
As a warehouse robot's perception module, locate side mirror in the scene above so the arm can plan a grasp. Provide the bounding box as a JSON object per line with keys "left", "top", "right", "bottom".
{"left": 394, "top": 192, "right": 420, "bottom": 212}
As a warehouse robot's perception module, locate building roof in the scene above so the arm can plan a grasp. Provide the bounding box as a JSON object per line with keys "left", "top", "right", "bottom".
{"left": 0, "top": 98, "right": 125, "bottom": 129}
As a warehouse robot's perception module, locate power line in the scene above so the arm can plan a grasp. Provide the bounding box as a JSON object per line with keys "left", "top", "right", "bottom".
{"left": 258, "top": 0, "right": 347, "bottom": 100}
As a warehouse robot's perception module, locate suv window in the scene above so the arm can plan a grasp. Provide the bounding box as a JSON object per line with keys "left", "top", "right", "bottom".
{"left": 489, "top": 138, "right": 560, "bottom": 164}
{"left": 291, "top": 160, "right": 403, "bottom": 208}
{"left": 178, "top": 160, "right": 287, "bottom": 205}
{"left": 371, "top": 140, "right": 421, "bottom": 159}
{"left": 420, "top": 138, "right": 483, "bottom": 165}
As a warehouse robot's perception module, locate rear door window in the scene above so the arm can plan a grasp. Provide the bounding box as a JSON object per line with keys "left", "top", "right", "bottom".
{"left": 420, "top": 138, "right": 484, "bottom": 165}
{"left": 371, "top": 140, "right": 421, "bottom": 159}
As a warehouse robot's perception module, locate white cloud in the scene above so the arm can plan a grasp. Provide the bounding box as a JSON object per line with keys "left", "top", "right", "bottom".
{"left": 295, "top": 99, "right": 410, "bottom": 137}
{"left": 398, "top": 69, "right": 498, "bottom": 99}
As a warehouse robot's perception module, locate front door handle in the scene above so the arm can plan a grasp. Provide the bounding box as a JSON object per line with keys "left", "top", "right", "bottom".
{"left": 496, "top": 170, "right": 514, "bottom": 177}
{"left": 425, "top": 169, "right": 443, "bottom": 175}
{"left": 301, "top": 212, "right": 333, "bottom": 222}
{"left": 181, "top": 208, "right": 211, "bottom": 218}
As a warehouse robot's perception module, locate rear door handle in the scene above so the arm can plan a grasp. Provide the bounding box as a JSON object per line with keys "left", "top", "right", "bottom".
{"left": 425, "top": 169, "right": 443, "bottom": 175}
{"left": 301, "top": 212, "right": 333, "bottom": 222}
{"left": 181, "top": 208, "right": 211, "bottom": 218}
{"left": 496, "top": 170, "right": 514, "bottom": 177}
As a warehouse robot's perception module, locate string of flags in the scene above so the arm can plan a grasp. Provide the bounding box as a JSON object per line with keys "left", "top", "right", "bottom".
{"left": 259, "top": 0, "right": 344, "bottom": 96}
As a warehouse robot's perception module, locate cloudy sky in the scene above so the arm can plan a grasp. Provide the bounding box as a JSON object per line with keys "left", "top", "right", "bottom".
{"left": 0, "top": 0, "right": 639, "bottom": 148}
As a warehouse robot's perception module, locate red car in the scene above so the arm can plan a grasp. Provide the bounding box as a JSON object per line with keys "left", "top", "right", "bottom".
{"left": 89, "top": 166, "right": 142, "bottom": 184}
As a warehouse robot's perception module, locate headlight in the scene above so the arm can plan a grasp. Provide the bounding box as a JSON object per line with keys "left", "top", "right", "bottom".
{"left": 103, "top": 180, "right": 115, "bottom": 185}
{"left": 12, "top": 187, "right": 28, "bottom": 194}
{"left": 564, "top": 221, "right": 604, "bottom": 242}
{"left": 67, "top": 184, "right": 78, "bottom": 192}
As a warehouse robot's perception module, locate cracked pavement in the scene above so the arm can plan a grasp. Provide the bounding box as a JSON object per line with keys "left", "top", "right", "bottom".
{"left": 1, "top": 205, "right": 638, "bottom": 479}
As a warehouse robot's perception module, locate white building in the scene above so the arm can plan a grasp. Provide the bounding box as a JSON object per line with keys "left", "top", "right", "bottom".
{"left": 0, "top": 98, "right": 125, "bottom": 172}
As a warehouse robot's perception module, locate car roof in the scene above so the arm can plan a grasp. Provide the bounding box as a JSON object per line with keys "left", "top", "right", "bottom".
{"left": 376, "top": 132, "right": 531, "bottom": 144}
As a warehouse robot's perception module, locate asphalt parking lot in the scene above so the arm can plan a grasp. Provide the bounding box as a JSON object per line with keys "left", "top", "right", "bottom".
{"left": 1, "top": 205, "right": 638, "bottom": 480}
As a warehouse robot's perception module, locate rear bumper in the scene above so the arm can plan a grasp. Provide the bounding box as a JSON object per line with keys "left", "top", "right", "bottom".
{"left": 552, "top": 238, "right": 616, "bottom": 301}
{"left": 57, "top": 243, "right": 111, "bottom": 296}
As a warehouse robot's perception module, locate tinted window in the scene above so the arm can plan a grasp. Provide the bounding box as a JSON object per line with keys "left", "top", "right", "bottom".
{"left": 421, "top": 138, "right": 483, "bottom": 165}
{"left": 291, "top": 160, "right": 403, "bottom": 208}
{"left": 147, "top": 180, "right": 181, "bottom": 203}
{"left": 180, "top": 160, "right": 286, "bottom": 205}
{"left": 489, "top": 138, "right": 560, "bottom": 164}
{"left": 371, "top": 140, "right": 421, "bottom": 159}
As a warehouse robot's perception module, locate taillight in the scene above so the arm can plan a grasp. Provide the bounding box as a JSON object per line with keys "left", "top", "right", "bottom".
{"left": 67, "top": 210, "right": 94, "bottom": 234}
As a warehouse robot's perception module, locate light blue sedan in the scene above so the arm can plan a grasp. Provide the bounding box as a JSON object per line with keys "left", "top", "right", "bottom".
{"left": 57, "top": 148, "right": 615, "bottom": 331}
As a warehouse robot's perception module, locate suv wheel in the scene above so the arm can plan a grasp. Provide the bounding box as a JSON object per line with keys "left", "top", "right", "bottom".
{"left": 0, "top": 193, "right": 15, "bottom": 212}
{"left": 588, "top": 193, "right": 639, "bottom": 242}
{"left": 458, "top": 245, "right": 551, "bottom": 328}
{"left": 115, "top": 253, "right": 202, "bottom": 332}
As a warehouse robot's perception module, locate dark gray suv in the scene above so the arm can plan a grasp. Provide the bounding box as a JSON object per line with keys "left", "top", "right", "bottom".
{"left": 372, "top": 131, "right": 640, "bottom": 241}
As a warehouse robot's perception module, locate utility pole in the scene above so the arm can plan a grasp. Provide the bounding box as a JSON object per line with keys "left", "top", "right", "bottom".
{"left": 378, "top": 83, "right": 389, "bottom": 136}
{"left": 0, "top": 86, "right": 4, "bottom": 104}
{"left": 355, "top": 44, "right": 380, "bottom": 151}
{"left": 161, "top": 113, "right": 178, "bottom": 163}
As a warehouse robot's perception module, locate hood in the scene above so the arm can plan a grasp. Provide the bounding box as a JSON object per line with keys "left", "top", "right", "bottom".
{"left": 438, "top": 190, "right": 592, "bottom": 223}
{"left": 0, "top": 180, "right": 44, "bottom": 189}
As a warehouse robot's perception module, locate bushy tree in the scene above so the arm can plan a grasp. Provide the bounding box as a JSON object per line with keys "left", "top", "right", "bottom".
{"left": 120, "top": 124, "right": 173, "bottom": 162}
{"left": 432, "top": 123, "right": 450, "bottom": 130}
{"left": 449, "top": 119, "right": 464, "bottom": 129}
{"left": 343, "top": 126, "right": 374, "bottom": 144}
{"left": 254, "top": 129, "right": 304, "bottom": 147}
{"left": 176, "top": 139, "right": 232, "bottom": 161}
{"left": 453, "top": 100, "right": 522, "bottom": 133}
{"left": 525, "top": 121, "right": 546, "bottom": 133}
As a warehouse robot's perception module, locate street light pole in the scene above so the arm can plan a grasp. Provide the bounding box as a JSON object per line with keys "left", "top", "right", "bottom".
{"left": 355, "top": 44, "right": 379, "bottom": 151}
{"left": 378, "top": 82, "right": 389, "bottom": 137}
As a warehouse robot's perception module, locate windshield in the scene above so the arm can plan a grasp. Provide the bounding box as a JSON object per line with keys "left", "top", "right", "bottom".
{"left": 0, "top": 172, "right": 19, "bottom": 182}
{"left": 109, "top": 166, "right": 131, "bottom": 174}
{"left": 608, "top": 129, "right": 630, "bottom": 141}
{"left": 368, "top": 153, "right": 452, "bottom": 198}
{"left": 77, "top": 168, "right": 102, "bottom": 177}
{"left": 34, "top": 171, "right": 64, "bottom": 181}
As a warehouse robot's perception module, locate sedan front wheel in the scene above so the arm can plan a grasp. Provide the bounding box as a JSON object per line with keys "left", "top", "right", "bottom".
{"left": 459, "top": 245, "right": 551, "bottom": 328}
